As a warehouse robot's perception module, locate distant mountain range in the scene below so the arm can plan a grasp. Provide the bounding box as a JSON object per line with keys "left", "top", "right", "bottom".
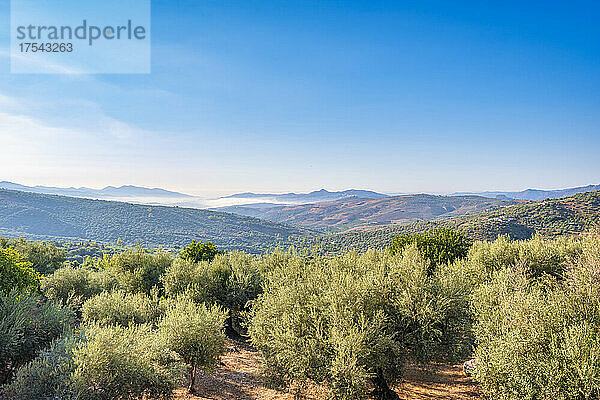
{"left": 217, "top": 194, "right": 520, "bottom": 231}
{"left": 223, "top": 189, "right": 389, "bottom": 204}
{"left": 0, "top": 181, "right": 192, "bottom": 199}
{"left": 0, "top": 189, "right": 309, "bottom": 253}
{"left": 452, "top": 184, "right": 600, "bottom": 201}
{"left": 0, "top": 186, "right": 598, "bottom": 254}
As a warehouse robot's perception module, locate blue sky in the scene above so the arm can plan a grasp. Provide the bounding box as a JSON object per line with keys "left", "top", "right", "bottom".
{"left": 0, "top": 0, "right": 598, "bottom": 196}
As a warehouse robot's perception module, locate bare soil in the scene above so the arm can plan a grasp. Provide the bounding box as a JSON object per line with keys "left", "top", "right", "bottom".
{"left": 173, "top": 340, "right": 481, "bottom": 400}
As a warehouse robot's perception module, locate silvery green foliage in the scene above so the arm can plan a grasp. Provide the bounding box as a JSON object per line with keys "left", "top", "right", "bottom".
{"left": 81, "top": 289, "right": 166, "bottom": 327}
{"left": 158, "top": 297, "right": 227, "bottom": 392}
{"left": 473, "top": 235, "right": 600, "bottom": 400}
{"left": 2, "top": 334, "right": 81, "bottom": 400}
{"left": 248, "top": 246, "right": 467, "bottom": 399}
{"left": 71, "top": 323, "right": 184, "bottom": 400}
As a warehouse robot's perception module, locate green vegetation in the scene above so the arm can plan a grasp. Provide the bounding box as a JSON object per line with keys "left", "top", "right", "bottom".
{"left": 0, "top": 291, "right": 74, "bottom": 384}
{"left": 101, "top": 247, "right": 172, "bottom": 294}
{"left": 81, "top": 290, "right": 165, "bottom": 327}
{"left": 40, "top": 263, "right": 114, "bottom": 305}
{"left": 472, "top": 236, "right": 600, "bottom": 399}
{"left": 0, "top": 188, "right": 311, "bottom": 253}
{"left": 162, "top": 252, "right": 263, "bottom": 333}
{"left": 311, "top": 191, "right": 600, "bottom": 253}
{"left": 389, "top": 228, "right": 471, "bottom": 272}
{"left": 72, "top": 323, "right": 183, "bottom": 400}
{"left": 1, "top": 228, "right": 600, "bottom": 399}
{"left": 158, "top": 298, "right": 227, "bottom": 393}
{"left": 0, "top": 237, "right": 66, "bottom": 275}
{"left": 179, "top": 239, "right": 221, "bottom": 262}
{"left": 0, "top": 247, "right": 39, "bottom": 294}
{"left": 2, "top": 334, "right": 81, "bottom": 400}
{"left": 248, "top": 246, "right": 469, "bottom": 399}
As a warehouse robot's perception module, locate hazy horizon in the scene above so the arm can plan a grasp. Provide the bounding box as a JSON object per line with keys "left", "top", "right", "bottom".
{"left": 1, "top": 178, "right": 598, "bottom": 199}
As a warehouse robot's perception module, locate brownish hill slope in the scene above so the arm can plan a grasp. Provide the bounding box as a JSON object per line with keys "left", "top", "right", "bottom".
{"left": 308, "top": 191, "right": 600, "bottom": 253}
{"left": 219, "top": 194, "right": 519, "bottom": 232}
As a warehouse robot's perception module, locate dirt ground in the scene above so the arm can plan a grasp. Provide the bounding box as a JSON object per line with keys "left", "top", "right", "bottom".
{"left": 173, "top": 340, "right": 481, "bottom": 400}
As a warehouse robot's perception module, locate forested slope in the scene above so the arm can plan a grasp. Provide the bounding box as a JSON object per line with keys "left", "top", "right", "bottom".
{"left": 310, "top": 191, "right": 600, "bottom": 252}
{"left": 0, "top": 189, "right": 311, "bottom": 253}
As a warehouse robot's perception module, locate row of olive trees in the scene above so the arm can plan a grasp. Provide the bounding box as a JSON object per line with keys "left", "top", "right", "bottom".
{"left": 466, "top": 234, "right": 599, "bottom": 400}
{"left": 248, "top": 230, "right": 474, "bottom": 400}
{"left": 4, "top": 232, "right": 598, "bottom": 400}
{"left": 1, "top": 240, "right": 236, "bottom": 399}
{"left": 247, "top": 230, "right": 600, "bottom": 400}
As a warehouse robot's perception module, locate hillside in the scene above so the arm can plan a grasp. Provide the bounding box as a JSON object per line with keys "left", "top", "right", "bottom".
{"left": 221, "top": 188, "right": 388, "bottom": 204}
{"left": 0, "top": 189, "right": 311, "bottom": 253}
{"left": 310, "top": 191, "right": 600, "bottom": 253}
{"left": 219, "top": 194, "right": 520, "bottom": 231}
{"left": 453, "top": 184, "right": 600, "bottom": 201}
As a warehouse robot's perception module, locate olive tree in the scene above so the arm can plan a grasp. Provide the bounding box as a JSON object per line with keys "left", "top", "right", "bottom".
{"left": 158, "top": 297, "right": 227, "bottom": 393}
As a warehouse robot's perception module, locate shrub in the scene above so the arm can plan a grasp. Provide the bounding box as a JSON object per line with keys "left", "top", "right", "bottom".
{"left": 180, "top": 240, "right": 221, "bottom": 263}
{"left": 163, "top": 252, "right": 262, "bottom": 331}
{"left": 472, "top": 235, "right": 600, "bottom": 400}
{"left": 0, "top": 291, "right": 75, "bottom": 384}
{"left": 102, "top": 247, "right": 172, "bottom": 294}
{"left": 465, "top": 234, "right": 582, "bottom": 282}
{"left": 82, "top": 290, "right": 165, "bottom": 327}
{"left": 41, "top": 263, "right": 116, "bottom": 306}
{"left": 2, "top": 333, "right": 80, "bottom": 400}
{"left": 0, "top": 247, "right": 39, "bottom": 294}
{"left": 1, "top": 238, "right": 67, "bottom": 275}
{"left": 71, "top": 323, "right": 183, "bottom": 400}
{"left": 389, "top": 228, "right": 471, "bottom": 273}
{"left": 158, "top": 297, "right": 227, "bottom": 393}
{"left": 248, "top": 247, "right": 466, "bottom": 400}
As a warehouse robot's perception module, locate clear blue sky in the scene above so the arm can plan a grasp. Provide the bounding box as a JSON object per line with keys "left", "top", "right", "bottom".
{"left": 1, "top": 0, "right": 598, "bottom": 196}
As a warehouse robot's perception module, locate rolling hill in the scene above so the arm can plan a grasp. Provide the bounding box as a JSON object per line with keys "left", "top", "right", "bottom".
{"left": 309, "top": 191, "right": 600, "bottom": 253}
{"left": 222, "top": 189, "right": 388, "bottom": 204}
{"left": 218, "top": 194, "right": 520, "bottom": 231}
{"left": 0, "top": 189, "right": 312, "bottom": 253}
{"left": 453, "top": 184, "right": 600, "bottom": 201}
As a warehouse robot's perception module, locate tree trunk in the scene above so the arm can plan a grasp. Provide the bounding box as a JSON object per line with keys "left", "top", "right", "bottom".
{"left": 188, "top": 365, "right": 197, "bottom": 394}
{"left": 372, "top": 368, "right": 400, "bottom": 400}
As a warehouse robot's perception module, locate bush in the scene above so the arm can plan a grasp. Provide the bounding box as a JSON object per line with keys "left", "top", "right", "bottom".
{"left": 102, "top": 247, "right": 172, "bottom": 294}
{"left": 158, "top": 297, "right": 227, "bottom": 393}
{"left": 71, "top": 323, "right": 183, "bottom": 400}
{"left": 0, "top": 291, "right": 75, "bottom": 384}
{"left": 248, "top": 247, "right": 466, "bottom": 399}
{"left": 0, "top": 237, "right": 67, "bottom": 275}
{"left": 465, "top": 234, "right": 581, "bottom": 282}
{"left": 472, "top": 235, "right": 600, "bottom": 400}
{"left": 163, "top": 252, "right": 262, "bottom": 331}
{"left": 389, "top": 228, "right": 471, "bottom": 273}
{"left": 41, "top": 263, "right": 116, "bottom": 306}
{"left": 180, "top": 240, "right": 221, "bottom": 263}
{"left": 2, "top": 333, "right": 80, "bottom": 400}
{"left": 82, "top": 290, "right": 165, "bottom": 327}
{"left": 0, "top": 247, "right": 39, "bottom": 294}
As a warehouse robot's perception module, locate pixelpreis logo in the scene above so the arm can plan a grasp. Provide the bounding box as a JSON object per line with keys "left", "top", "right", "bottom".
{"left": 11, "top": 0, "right": 150, "bottom": 74}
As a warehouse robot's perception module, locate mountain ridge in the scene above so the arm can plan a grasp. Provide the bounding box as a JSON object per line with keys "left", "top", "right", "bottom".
{"left": 311, "top": 190, "right": 600, "bottom": 253}
{"left": 0, "top": 181, "right": 192, "bottom": 199}
{"left": 0, "top": 189, "right": 310, "bottom": 253}
{"left": 217, "top": 194, "right": 521, "bottom": 231}
{"left": 452, "top": 184, "right": 600, "bottom": 201}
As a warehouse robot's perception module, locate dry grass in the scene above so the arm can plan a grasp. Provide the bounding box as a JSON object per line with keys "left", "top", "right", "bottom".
{"left": 172, "top": 340, "right": 481, "bottom": 400}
